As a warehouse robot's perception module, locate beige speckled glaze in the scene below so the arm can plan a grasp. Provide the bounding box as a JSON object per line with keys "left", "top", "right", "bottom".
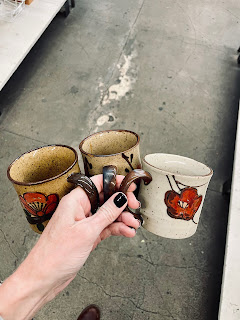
{"left": 79, "top": 130, "right": 141, "bottom": 176}
{"left": 139, "top": 154, "right": 213, "bottom": 239}
{"left": 7, "top": 145, "right": 80, "bottom": 234}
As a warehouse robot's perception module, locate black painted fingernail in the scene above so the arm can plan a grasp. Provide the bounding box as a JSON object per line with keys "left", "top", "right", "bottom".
{"left": 114, "top": 192, "right": 127, "bottom": 208}
{"left": 133, "top": 215, "right": 143, "bottom": 226}
{"left": 129, "top": 227, "right": 136, "bottom": 230}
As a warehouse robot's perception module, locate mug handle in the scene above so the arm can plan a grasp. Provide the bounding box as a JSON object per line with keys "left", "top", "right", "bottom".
{"left": 67, "top": 173, "right": 100, "bottom": 214}
{"left": 119, "top": 169, "right": 152, "bottom": 224}
{"left": 103, "top": 165, "right": 117, "bottom": 202}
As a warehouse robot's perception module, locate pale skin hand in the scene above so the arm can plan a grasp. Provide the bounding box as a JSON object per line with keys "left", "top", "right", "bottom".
{"left": 0, "top": 174, "right": 140, "bottom": 320}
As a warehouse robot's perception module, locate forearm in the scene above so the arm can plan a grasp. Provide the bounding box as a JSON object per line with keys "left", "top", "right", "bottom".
{"left": 0, "top": 261, "right": 53, "bottom": 320}
{"left": 0, "top": 236, "right": 77, "bottom": 320}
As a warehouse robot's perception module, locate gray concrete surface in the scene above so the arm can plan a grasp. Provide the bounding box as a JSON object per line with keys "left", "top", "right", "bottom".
{"left": 0, "top": 0, "right": 240, "bottom": 319}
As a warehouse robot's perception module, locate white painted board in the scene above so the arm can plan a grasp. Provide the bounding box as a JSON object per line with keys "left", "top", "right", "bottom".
{"left": 0, "top": 0, "right": 66, "bottom": 91}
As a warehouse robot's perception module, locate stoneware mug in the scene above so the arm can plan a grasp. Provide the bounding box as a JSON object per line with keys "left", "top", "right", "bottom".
{"left": 137, "top": 153, "right": 213, "bottom": 239}
{"left": 79, "top": 130, "right": 141, "bottom": 177}
{"left": 7, "top": 145, "right": 83, "bottom": 234}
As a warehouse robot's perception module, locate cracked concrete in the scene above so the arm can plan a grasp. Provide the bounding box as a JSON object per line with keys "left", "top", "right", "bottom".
{"left": 0, "top": 0, "right": 240, "bottom": 319}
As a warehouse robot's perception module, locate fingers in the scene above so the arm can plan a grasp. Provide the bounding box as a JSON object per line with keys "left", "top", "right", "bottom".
{"left": 126, "top": 192, "right": 140, "bottom": 209}
{"left": 117, "top": 211, "right": 141, "bottom": 229}
{"left": 65, "top": 186, "right": 91, "bottom": 214}
{"left": 55, "top": 190, "right": 88, "bottom": 223}
{"left": 59, "top": 174, "right": 139, "bottom": 222}
{"left": 91, "top": 192, "right": 128, "bottom": 232}
{"left": 100, "top": 222, "right": 136, "bottom": 241}
{"left": 98, "top": 188, "right": 139, "bottom": 208}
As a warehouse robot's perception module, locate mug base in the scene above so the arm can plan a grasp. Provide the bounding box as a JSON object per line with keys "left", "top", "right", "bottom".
{"left": 142, "top": 221, "right": 197, "bottom": 239}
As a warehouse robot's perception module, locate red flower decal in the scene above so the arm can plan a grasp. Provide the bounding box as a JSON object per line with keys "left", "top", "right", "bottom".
{"left": 164, "top": 187, "right": 202, "bottom": 223}
{"left": 19, "top": 192, "right": 59, "bottom": 217}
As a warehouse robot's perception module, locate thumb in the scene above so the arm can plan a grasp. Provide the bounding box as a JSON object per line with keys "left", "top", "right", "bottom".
{"left": 91, "top": 192, "right": 128, "bottom": 233}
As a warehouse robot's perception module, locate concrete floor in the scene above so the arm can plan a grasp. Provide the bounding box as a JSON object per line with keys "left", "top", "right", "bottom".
{"left": 1, "top": 0, "right": 240, "bottom": 319}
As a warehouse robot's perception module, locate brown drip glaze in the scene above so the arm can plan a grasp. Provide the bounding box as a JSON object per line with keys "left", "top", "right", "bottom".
{"left": 103, "top": 165, "right": 117, "bottom": 202}
{"left": 119, "top": 169, "right": 152, "bottom": 224}
{"left": 67, "top": 173, "right": 99, "bottom": 214}
{"left": 83, "top": 157, "right": 93, "bottom": 177}
{"left": 121, "top": 153, "right": 134, "bottom": 172}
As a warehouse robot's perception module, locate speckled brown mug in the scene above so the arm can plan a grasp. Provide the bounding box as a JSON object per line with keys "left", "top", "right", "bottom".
{"left": 79, "top": 130, "right": 141, "bottom": 177}
{"left": 7, "top": 145, "right": 81, "bottom": 234}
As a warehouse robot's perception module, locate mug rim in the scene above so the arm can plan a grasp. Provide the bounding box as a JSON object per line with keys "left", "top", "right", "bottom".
{"left": 79, "top": 129, "right": 140, "bottom": 157}
{"left": 143, "top": 153, "right": 213, "bottom": 178}
{"left": 7, "top": 144, "right": 78, "bottom": 186}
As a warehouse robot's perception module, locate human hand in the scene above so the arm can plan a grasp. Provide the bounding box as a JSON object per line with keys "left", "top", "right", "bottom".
{"left": 33, "top": 174, "right": 140, "bottom": 290}
{"left": 0, "top": 174, "right": 140, "bottom": 320}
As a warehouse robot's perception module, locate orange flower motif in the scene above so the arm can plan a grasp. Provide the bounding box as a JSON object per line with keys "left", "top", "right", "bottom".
{"left": 19, "top": 192, "right": 59, "bottom": 217}
{"left": 164, "top": 187, "right": 202, "bottom": 223}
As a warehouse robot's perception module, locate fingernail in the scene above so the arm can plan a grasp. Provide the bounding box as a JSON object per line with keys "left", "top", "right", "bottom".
{"left": 133, "top": 216, "right": 142, "bottom": 227}
{"left": 132, "top": 217, "right": 141, "bottom": 228}
{"left": 114, "top": 192, "right": 127, "bottom": 208}
{"left": 129, "top": 227, "right": 136, "bottom": 232}
{"left": 137, "top": 201, "right": 141, "bottom": 209}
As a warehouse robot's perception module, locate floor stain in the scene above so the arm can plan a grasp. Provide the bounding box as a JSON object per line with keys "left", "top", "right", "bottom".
{"left": 70, "top": 86, "right": 79, "bottom": 94}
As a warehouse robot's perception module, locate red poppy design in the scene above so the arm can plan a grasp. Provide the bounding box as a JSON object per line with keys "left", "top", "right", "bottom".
{"left": 19, "top": 192, "right": 59, "bottom": 217}
{"left": 164, "top": 187, "right": 202, "bottom": 223}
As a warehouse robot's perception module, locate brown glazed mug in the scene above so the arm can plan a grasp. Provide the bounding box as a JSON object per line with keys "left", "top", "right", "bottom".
{"left": 79, "top": 130, "right": 141, "bottom": 177}
{"left": 7, "top": 145, "right": 99, "bottom": 234}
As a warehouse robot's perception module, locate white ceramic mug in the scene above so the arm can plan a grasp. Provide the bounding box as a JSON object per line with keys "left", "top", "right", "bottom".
{"left": 138, "top": 153, "right": 213, "bottom": 239}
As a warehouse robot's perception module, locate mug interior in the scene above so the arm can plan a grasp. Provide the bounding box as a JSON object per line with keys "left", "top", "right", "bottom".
{"left": 144, "top": 153, "right": 212, "bottom": 177}
{"left": 8, "top": 145, "right": 77, "bottom": 185}
{"left": 80, "top": 130, "right": 139, "bottom": 156}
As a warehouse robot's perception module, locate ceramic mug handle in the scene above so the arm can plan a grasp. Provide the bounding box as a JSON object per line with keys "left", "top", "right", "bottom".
{"left": 103, "top": 165, "right": 117, "bottom": 202}
{"left": 119, "top": 169, "right": 152, "bottom": 224}
{"left": 67, "top": 173, "right": 100, "bottom": 214}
